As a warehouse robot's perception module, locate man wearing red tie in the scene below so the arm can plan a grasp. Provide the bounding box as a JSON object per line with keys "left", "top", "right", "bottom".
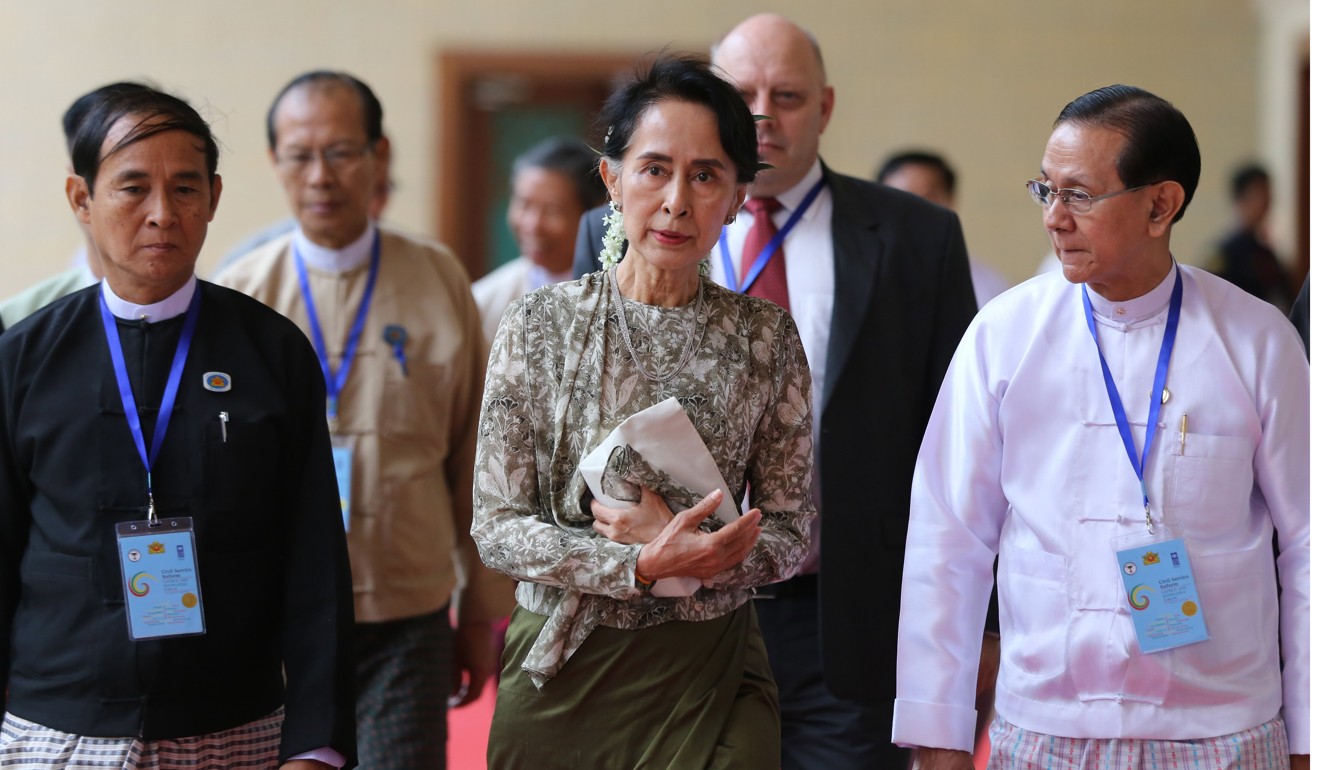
{"left": 573, "top": 15, "right": 979, "bottom": 769}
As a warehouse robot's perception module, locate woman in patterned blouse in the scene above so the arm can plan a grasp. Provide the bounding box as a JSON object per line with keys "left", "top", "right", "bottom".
{"left": 473, "top": 55, "right": 816, "bottom": 769}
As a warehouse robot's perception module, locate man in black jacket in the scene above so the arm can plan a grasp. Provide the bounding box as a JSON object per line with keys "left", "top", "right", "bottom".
{"left": 0, "top": 85, "right": 355, "bottom": 768}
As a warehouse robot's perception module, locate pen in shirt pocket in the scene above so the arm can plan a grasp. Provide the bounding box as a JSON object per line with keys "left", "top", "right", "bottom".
{"left": 219, "top": 411, "right": 229, "bottom": 443}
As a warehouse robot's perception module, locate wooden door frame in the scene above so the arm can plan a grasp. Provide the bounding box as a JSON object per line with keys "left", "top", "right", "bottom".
{"left": 436, "top": 50, "right": 637, "bottom": 278}
{"left": 1295, "top": 44, "right": 1309, "bottom": 287}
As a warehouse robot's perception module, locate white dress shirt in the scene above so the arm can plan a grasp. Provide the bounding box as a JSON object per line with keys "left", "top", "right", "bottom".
{"left": 715, "top": 159, "right": 833, "bottom": 440}
{"left": 715, "top": 161, "right": 833, "bottom": 573}
{"left": 472, "top": 256, "right": 574, "bottom": 344}
{"left": 893, "top": 264, "right": 1309, "bottom": 753}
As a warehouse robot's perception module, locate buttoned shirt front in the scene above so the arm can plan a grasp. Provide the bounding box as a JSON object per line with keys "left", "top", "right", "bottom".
{"left": 893, "top": 264, "right": 1309, "bottom": 753}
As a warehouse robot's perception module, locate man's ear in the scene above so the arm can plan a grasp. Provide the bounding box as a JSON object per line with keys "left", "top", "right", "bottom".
{"left": 1146, "top": 181, "right": 1186, "bottom": 237}
{"left": 66, "top": 175, "right": 92, "bottom": 225}
{"left": 818, "top": 85, "right": 836, "bottom": 134}
{"left": 208, "top": 174, "right": 223, "bottom": 221}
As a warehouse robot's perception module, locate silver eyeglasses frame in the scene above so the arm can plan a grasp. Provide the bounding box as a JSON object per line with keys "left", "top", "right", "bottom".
{"left": 275, "top": 144, "right": 374, "bottom": 176}
{"left": 1025, "top": 179, "right": 1150, "bottom": 214}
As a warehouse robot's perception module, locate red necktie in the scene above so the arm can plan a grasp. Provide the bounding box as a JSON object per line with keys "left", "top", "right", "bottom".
{"left": 741, "top": 197, "right": 790, "bottom": 311}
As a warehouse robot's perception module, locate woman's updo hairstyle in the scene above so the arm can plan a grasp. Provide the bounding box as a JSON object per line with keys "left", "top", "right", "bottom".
{"left": 599, "top": 54, "right": 759, "bottom": 185}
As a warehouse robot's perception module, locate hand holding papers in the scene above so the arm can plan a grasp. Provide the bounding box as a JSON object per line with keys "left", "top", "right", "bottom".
{"left": 579, "top": 398, "right": 742, "bottom": 597}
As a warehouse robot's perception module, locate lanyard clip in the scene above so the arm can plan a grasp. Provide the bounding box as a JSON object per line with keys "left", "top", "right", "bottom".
{"left": 1144, "top": 502, "right": 1154, "bottom": 535}
{"left": 147, "top": 491, "right": 159, "bottom": 526}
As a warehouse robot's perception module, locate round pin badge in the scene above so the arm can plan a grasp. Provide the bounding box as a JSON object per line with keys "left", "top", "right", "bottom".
{"left": 383, "top": 325, "right": 408, "bottom": 346}
{"left": 203, "top": 372, "right": 232, "bottom": 392}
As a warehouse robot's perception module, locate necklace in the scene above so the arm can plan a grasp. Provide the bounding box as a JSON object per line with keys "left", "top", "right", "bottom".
{"left": 608, "top": 267, "right": 706, "bottom": 383}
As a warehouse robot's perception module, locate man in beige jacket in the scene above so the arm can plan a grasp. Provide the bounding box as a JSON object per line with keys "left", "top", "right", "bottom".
{"left": 216, "top": 70, "right": 512, "bottom": 770}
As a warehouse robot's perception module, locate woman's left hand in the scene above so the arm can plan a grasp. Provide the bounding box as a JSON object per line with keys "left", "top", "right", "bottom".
{"left": 592, "top": 486, "right": 674, "bottom": 544}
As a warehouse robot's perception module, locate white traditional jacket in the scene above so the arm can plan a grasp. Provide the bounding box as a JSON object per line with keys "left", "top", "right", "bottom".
{"left": 893, "top": 264, "right": 1309, "bottom": 754}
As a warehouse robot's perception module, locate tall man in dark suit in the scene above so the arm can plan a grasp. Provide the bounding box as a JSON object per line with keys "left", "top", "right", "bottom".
{"left": 572, "top": 14, "right": 979, "bottom": 769}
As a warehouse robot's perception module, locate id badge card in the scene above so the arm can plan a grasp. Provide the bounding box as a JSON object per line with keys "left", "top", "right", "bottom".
{"left": 115, "top": 517, "right": 206, "bottom": 640}
{"left": 331, "top": 437, "right": 353, "bottom": 531}
{"left": 1112, "top": 529, "right": 1209, "bottom": 654}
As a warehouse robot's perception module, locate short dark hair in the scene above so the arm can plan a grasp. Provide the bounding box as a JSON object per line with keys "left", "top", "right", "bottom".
{"left": 876, "top": 150, "right": 957, "bottom": 197}
{"left": 1055, "top": 84, "right": 1200, "bottom": 224}
{"left": 266, "top": 70, "right": 385, "bottom": 150}
{"left": 1230, "top": 163, "right": 1269, "bottom": 201}
{"left": 69, "top": 85, "right": 219, "bottom": 196}
{"left": 511, "top": 136, "right": 607, "bottom": 212}
{"left": 62, "top": 82, "right": 156, "bottom": 156}
{"left": 599, "top": 54, "right": 759, "bottom": 185}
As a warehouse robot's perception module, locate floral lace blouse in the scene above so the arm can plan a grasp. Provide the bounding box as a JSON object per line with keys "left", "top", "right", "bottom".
{"left": 472, "top": 271, "right": 815, "bottom": 687}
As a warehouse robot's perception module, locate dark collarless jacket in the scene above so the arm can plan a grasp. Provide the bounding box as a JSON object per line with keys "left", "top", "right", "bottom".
{"left": 572, "top": 163, "right": 984, "bottom": 720}
{"left": 0, "top": 281, "right": 356, "bottom": 766}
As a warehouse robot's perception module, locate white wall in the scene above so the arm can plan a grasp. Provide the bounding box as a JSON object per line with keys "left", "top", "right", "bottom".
{"left": 0, "top": 0, "right": 1303, "bottom": 292}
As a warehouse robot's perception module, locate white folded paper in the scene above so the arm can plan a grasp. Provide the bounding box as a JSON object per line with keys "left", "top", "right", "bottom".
{"left": 578, "top": 397, "right": 740, "bottom": 597}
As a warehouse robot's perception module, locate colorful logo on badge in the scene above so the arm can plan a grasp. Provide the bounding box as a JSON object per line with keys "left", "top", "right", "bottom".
{"left": 1127, "top": 584, "right": 1153, "bottom": 610}
{"left": 1181, "top": 600, "right": 1198, "bottom": 617}
{"left": 129, "top": 572, "right": 154, "bottom": 597}
{"left": 148, "top": 541, "right": 166, "bottom": 555}
{"left": 181, "top": 592, "right": 198, "bottom": 609}
{"left": 1142, "top": 551, "right": 1161, "bottom": 565}
{"left": 203, "top": 372, "right": 232, "bottom": 392}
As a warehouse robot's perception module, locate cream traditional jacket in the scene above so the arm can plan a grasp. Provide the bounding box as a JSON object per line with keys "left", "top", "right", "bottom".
{"left": 894, "top": 264, "right": 1309, "bottom": 753}
{"left": 217, "top": 224, "right": 513, "bottom": 625}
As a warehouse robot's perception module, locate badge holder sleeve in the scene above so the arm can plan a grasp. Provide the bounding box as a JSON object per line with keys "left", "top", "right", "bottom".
{"left": 115, "top": 517, "right": 207, "bottom": 640}
{"left": 1110, "top": 523, "right": 1210, "bottom": 654}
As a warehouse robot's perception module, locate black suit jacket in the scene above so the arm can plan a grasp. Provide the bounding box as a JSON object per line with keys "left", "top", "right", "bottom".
{"left": 0, "top": 282, "right": 357, "bottom": 765}
{"left": 572, "top": 203, "right": 615, "bottom": 279}
{"left": 571, "top": 165, "right": 983, "bottom": 715}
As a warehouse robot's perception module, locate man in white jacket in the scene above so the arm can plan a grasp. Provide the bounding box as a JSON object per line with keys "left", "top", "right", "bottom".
{"left": 893, "top": 85, "right": 1308, "bottom": 769}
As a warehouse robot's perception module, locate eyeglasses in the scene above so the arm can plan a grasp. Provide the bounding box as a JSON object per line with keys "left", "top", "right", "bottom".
{"left": 1025, "top": 179, "right": 1149, "bottom": 214}
{"left": 276, "top": 145, "right": 372, "bottom": 176}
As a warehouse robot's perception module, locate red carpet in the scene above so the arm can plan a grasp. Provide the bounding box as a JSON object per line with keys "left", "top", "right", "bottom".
{"left": 447, "top": 682, "right": 496, "bottom": 770}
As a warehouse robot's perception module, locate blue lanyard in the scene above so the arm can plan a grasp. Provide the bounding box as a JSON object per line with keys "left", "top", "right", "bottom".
{"left": 718, "top": 178, "right": 827, "bottom": 294}
{"left": 99, "top": 286, "right": 202, "bottom": 524}
{"left": 1081, "top": 267, "right": 1183, "bottom": 531}
{"left": 293, "top": 230, "right": 381, "bottom": 426}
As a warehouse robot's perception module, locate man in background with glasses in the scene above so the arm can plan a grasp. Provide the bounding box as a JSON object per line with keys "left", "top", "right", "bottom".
{"left": 893, "top": 85, "right": 1308, "bottom": 768}
{"left": 216, "top": 71, "right": 513, "bottom": 770}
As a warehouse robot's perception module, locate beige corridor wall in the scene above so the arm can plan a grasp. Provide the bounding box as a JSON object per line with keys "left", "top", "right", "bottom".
{"left": 0, "top": 1, "right": 1300, "bottom": 293}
